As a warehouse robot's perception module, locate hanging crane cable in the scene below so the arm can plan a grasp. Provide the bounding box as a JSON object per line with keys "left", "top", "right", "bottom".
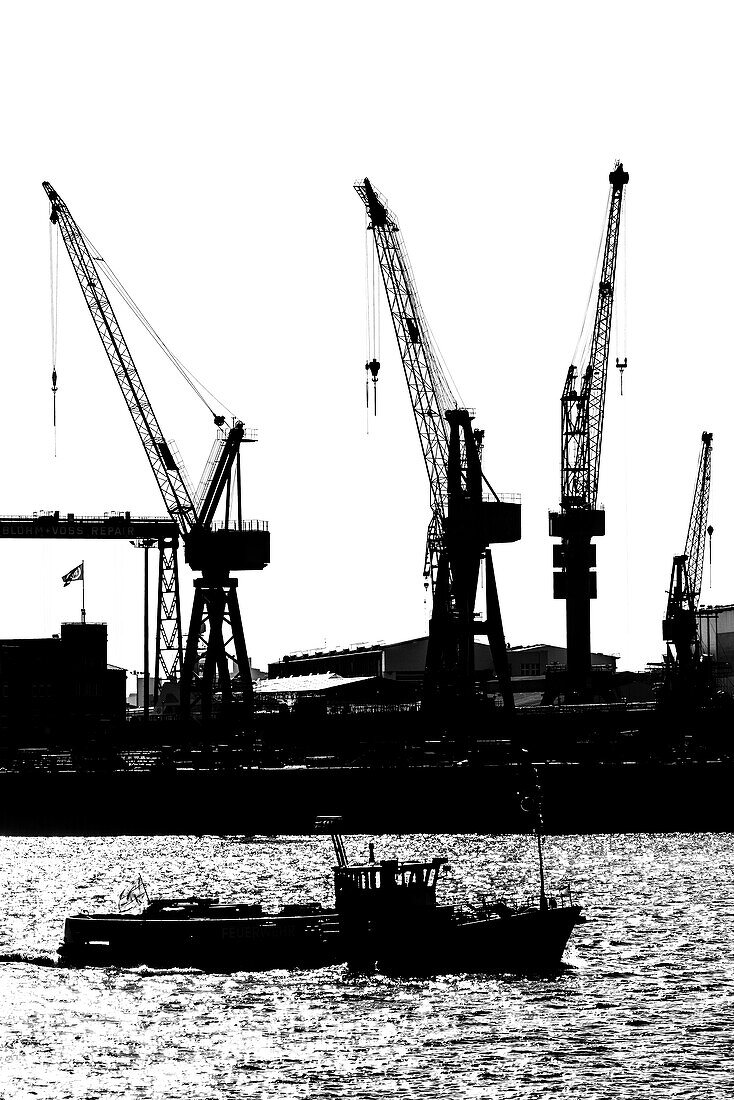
{"left": 615, "top": 189, "right": 628, "bottom": 395}
{"left": 571, "top": 188, "right": 612, "bottom": 375}
{"left": 364, "top": 217, "right": 380, "bottom": 422}
{"left": 402, "top": 242, "right": 466, "bottom": 412}
{"left": 65, "top": 212, "right": 238, "bottom": 425}
{"left": 49, "top": 218, "right": 60, "bottom": 456}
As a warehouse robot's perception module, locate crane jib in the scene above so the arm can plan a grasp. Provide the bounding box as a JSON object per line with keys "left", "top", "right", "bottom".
{"left": 44, "top": 182, "right": 200, "bottom": 536}
{"left": 560, "top": 163, "right": 628, "bottom": 512}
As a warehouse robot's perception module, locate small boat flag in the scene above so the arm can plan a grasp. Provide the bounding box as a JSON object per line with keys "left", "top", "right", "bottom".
{"left": 119, "top": 874, "right": 149, "bottom": 913}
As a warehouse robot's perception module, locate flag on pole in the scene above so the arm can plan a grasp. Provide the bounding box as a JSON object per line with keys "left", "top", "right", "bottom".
{"left": 62, "top": 563, "right": 84, "bottom": 587}
{"left": 118, "top": 874, "right": 149, "bottom": 913}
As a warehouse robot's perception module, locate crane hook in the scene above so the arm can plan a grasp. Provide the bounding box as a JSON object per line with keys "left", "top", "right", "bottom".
{"left": 616, "top": 356, "right": 627, "bottom": 396}
{"left": 365, "top": 358, "right": 380, "bottom": 415}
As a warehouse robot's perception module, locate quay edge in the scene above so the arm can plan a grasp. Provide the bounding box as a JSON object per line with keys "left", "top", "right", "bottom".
{"left": 0, "top": 761, "right": 732, "bottom": 836}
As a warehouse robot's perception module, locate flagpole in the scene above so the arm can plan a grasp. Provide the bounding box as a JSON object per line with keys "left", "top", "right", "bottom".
{"left": 81, "top": 559, "right": 86, "bottom": 624}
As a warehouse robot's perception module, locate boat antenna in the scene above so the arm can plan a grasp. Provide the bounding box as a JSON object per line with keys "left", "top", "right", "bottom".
{"left": 536, "top": 817, "right": 547, "bottom": 912}
{"left": 517, "top": 750, "right": 547, "bottom": 911}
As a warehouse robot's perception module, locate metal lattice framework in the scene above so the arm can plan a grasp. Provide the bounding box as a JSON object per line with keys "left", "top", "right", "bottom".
{"left": 355, "top": 179, "right": 457, "bottom": 570}
{"left": 662, "top": 431, "right": 714, "bottom": 703}
{"left": 674, "top": 431, "right": 713, "bottom": 617}
{"left": 155, "top": 534, "right": 183, "bottom": 696}
{"left": 183, "top": 577, "right": 252, "bottom": 715}
{"left": 43, "top": 182, "right": 199, "bottom": 535}
{"left": 561, "top": 163, "right": 628, "bottom": 511}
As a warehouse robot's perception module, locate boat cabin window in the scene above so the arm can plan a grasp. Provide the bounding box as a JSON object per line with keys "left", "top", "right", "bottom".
{"left": 335, "top": 858, "right": 445, "bottom": 893}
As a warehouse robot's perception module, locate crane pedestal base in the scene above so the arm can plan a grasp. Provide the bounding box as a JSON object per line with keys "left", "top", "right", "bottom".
{"left": 180, "top": 577, "right": 252, "bottom": 722}
{"left": 549, "top": 510, "right": 605, "bottom": 703}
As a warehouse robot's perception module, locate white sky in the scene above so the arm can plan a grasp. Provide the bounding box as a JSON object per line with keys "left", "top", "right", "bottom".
{"left": 1, "top": 0, "right": 732, "bottom": 681}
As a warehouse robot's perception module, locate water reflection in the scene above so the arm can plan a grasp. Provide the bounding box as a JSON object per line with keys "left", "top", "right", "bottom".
{"left": 0, "top": 833, "right": 732, "bottom": 1098}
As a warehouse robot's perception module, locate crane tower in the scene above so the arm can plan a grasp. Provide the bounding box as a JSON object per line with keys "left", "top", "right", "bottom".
{"left": 356, "top": 179, "right": 520, "bottom": 710}
{"left": 549, "top": 163, "right": 628, "bottom": 701}
{"left": 662, "top": 431, "right": 714, "bottom": 706}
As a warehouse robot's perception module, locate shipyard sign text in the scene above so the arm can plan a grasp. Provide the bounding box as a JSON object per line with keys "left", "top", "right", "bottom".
{"left": 1, "top": 523, "right": 148, "bottom": 539}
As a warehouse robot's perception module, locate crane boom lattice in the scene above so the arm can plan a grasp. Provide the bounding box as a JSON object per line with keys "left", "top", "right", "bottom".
{"left": 683, "top": 432, "right": 713, "bottom": 610}
{"left": 561, "top": 163, "right": 628, "bottom": 511}
{"left": 549, "top": 163, "right": 628, "bottom": 703}
{"left": 43, "top": 183, "right": 198, "bottom": 536}
{"left": 356, "top": 179, "right": 455, "bottom": 527}
{"left": 662, "top": 432, "right": 714, "bottom": 707}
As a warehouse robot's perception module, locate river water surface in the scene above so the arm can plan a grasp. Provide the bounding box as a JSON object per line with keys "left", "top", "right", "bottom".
{"left": 0, "top": 832, "right": 732, "bottom": 1098}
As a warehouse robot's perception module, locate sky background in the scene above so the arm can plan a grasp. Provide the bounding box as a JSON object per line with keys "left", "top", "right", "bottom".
{"left": 1, "top": 0, "right": 732, "bottom": 685}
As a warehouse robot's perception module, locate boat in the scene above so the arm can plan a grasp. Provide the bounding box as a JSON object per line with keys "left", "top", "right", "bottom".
{"left": 330, "top": 756, "right": 583, "bottom": 975}
{"left": 58, "top": 893, "right": 343, "bottom": 970}
{"left": 335, "top": 855, "right": 582, "bottom": 975}
{"left": 330, "top": 792, "right": 583, "bottom": 975}
{"left": 58, "top": 813, "right": 582, "bottom": 973}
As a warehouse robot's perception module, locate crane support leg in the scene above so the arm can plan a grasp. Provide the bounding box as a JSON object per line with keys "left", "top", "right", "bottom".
{"left": 226, "top": 584, "right": 253, "bottom": 717}
{"left": 423, "top": 553, "right": 453, "bottom": 704}
{"left": 180, "top": 576, "right": 254, "bottom": 723}
{"left": 423, "top": 553, "right": 477, "bottom": 706}
{"left": 201, "top": 589, "right": 232, "bottom": 718}
{"left": 481, "top": 550, "right": 514, "bottom": 711}
{"left": 180, "top": 584, "right": 206, "bottom": 718}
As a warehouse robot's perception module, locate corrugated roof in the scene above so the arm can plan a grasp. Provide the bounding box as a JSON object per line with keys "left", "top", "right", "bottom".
{"left": 255, "top": 672, "right": 373, "bottom": 694}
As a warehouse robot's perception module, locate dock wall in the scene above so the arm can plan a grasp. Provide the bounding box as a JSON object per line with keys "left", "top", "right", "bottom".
{"left": 0, "top": 762, "right": 732, "bottom": 835}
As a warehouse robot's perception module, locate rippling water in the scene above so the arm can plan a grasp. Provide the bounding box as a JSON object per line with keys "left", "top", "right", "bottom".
{"left": 1, "top": 832, "right": 732, "bottom": 1098}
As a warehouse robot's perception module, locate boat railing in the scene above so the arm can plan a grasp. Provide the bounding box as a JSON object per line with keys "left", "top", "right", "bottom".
{"left": 522, "top": 882, "right": 576, "bottom": 911}
{"left": 473, "top": 881, "right": 576, "bottom": 917}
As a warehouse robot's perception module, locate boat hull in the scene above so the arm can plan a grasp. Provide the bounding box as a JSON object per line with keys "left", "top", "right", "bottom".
{"left": 345, "top": 905, "right": 583, "bottom": 976}
{"left": 59, "top": 912, "right": 343, "bottom": 970}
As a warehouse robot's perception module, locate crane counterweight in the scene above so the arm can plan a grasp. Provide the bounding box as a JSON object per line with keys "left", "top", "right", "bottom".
{"left": 609, "top": 162, "right": 630, "bottom": 189}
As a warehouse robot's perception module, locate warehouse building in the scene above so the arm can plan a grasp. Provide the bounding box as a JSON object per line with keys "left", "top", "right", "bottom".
{"left": 697, "top": 604, "right": 734, "bottom": 693}
{"left": 0, "top": 621, "right": 126, "bottom": 741}
{"left": 269, "top": 636, "right": 495, "bottom": 687}
{"left": 507, "top": 643, "right": 617, "bottom": 686}
{"left": 269, "top": 636, "right": 617, "bottom": 697}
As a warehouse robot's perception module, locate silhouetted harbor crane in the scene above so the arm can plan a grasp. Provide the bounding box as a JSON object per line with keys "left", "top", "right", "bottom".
{"left": 548, "top": 163, "right": 628, "bottom": 702}
{"left": 43, "top": 183, "right": 269, "bottom": 721}
{"left": 661, "top": 431, "right": 715, "bottom": 707}
{"left": 355, "top": 179, "right": 520, "bottom": 712}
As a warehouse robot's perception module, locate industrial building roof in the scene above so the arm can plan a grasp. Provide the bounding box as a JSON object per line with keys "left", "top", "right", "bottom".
{"left": 255, "top": 672, "right": 372, "bottom": 695}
